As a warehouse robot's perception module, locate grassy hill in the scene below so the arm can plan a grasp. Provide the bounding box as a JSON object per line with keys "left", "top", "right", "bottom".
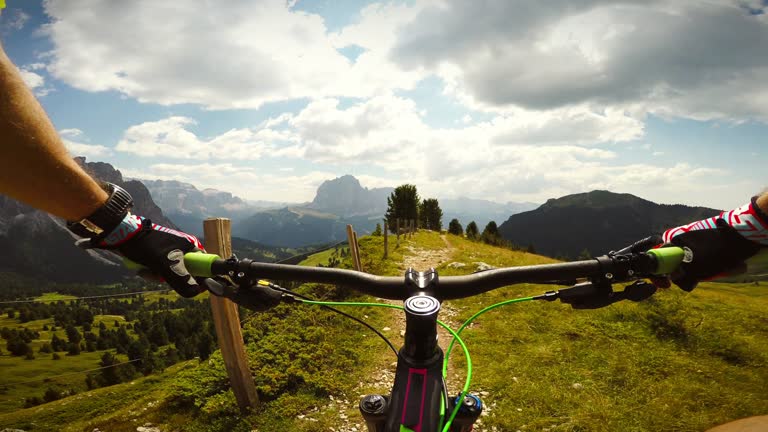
{"left": 1, "top": 231, "right": 766, "bottom": 431}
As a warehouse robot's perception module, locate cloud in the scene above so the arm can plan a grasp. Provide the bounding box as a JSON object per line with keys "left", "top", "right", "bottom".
{"left": 42, "top": 0, "right": 422, "bottom": 109}
{"left": 390, "top": 0, "right": 768, "bottom": 121}
{"left": 0, "top": 10, "right": 29, "bottom": 33}
{"left": 17, "top": 65, "right": 54, "bottom": 97}
{"left": 63, "top": 139, "right": 113, "bottom": 158}
{"left": 115, "top": 116, "right": 286, "bottom": 160}
{"left": 41, "top": 0, "right": 768, "bottom": 122}
{"left": 18, "top": 68, "right": 44, "bottom": 89}
{"left": 59, "top": 128, "right": 85, "bottom": 139}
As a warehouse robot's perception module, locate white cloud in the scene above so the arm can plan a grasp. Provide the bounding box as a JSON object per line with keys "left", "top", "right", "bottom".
{"left": 43, "top": 0, "right": 422, "bottom": 109}
{"left": 18, "top": 65, "right": 54, "bottom": 97}
{"left": 115, "top": 117, "right": 283, "bottom": 160}
{"left": 59, "top": 128, "right": 85, "bottom": 139}
{"left": 40, "top": 0, "right": 768, "bottom": 122}
{"left": 63, "top": 139, "right": 113, "bottom": 158}
{"left": 390, "top": 0, "right": 768, "bottom": 121}
{"left": 18, "top": 68, "right": 44, "bottom": 89}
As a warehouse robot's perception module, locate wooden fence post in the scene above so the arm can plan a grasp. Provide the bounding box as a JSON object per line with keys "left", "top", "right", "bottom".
{"left": 204, "top": 218, "right": 259, "bottom": 413}
{"left": 346, "top": 224, "right": 362, "bottom": 271}
{"left": 383, "top": 221, "right": 388, "bottom": 259}
{"left": 353, "top": 230, "right": 363, "bottom": 271}
{"left": 396, "top": 218, "right": 401, "bottom": 247}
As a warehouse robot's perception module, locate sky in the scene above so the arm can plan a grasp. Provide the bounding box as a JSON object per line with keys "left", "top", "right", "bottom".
{"left": 0, "top": 0, "right": 766, "bottom": 210}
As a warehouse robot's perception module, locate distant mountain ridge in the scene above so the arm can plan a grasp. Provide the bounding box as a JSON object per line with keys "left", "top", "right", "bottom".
{"left": 141, "top": 179, "right": 292, "bottom": 236}
{"left": 498, "top": 190, "right": 721, "bottom": 259}
{"left": 146, "top": 175, "right": 539, "bottom": 247}
{"left": 233, "top": 176, "right": 392, "bottom": 247}
{"left": 308, "top": 175, "right": 393, "bottom": 217}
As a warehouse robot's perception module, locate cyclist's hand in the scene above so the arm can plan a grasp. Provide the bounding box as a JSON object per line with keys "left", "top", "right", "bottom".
{"left": 658, "top": 198, "right": 768, "bottom": 291}
{"left": 84, "top": 214, "right": 206, "bottom": 297}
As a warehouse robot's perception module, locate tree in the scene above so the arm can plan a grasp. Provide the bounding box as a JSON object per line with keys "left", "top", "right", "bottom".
{"left": 419, "top": 198, "right": 443, "bottom": 231}
{"left": 481, "top": 221, "right": 501, "bottom": 245}
{"left": 465, "top": 221, "right": 479, "bottom": 240}
{"left": 51, "top": 334, "right": 67, "bottom": 352}
{"left": 67, "top": 342, "right": 81, "bottom": 356}
{"left": 372, "top": 223, "right": 382, "bottom": 236}
{"left": 43, "top": 387, "right": 62, "bottom": 403}
{"left": 447, "top": 219, "right": 463, "bottom": 236}
{"left": 65, "top": 324, "right": 82, "bottom": 345}
{"left": 385, "top": 184, "right": 420, "bottom": 232}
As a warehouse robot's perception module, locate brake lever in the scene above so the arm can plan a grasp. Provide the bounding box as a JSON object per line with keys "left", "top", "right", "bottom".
{"left": 540, "top": 280, "right": 657, "bottom": 309}
{"left": 202, "top": 276, "right": 284, "bottom": 312}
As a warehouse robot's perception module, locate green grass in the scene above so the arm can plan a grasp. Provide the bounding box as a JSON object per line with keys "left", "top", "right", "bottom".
{"left": 0, "top": 350, "right": 112, "bottom": 413}
{"left": 0, "top": 313, "right": 130, "bottom": 414}
{"left": 33, "top": 292, "right": 79, "bottom": 302}
{"left": 0, "top": 361, "right": 196, "bottom": 432}
{"left": 297, "top": 247, "right": 339, "bottom": 267}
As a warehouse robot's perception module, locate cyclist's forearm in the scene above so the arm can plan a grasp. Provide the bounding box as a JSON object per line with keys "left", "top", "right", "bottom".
{"left": 0, "top": 45, "right": 108, "bottom": 221}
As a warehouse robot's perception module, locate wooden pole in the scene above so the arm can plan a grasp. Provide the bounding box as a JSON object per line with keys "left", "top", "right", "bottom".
{"left": 352, "top": 230, "right": 363, "bottom": 272}
{"left": 204, "top": 218, "right": 259, "bottom": 412}
{"left": 383, "top": 221, "right": 388, "bottom": 259}
{"left": 346, "top": 224, "right": 362, "bottom": 271}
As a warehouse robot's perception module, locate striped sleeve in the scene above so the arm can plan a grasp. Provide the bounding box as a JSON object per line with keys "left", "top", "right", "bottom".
{"left": 662, "top": 198, "right": 768, "bottom": 246}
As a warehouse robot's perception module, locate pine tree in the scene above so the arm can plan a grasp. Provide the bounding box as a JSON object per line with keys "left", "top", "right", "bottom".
{"left": 447, "top": 219, "right": 463, "bottom": 236}
{"left": 65, "top": 324, "right": 82, "bottom": 345}
{"left": 481, "top": 221, "right": 501, "bottom": 245}
{"left": 465, "top": 221, "right": 479, "bottom": 240}
{"left": 419, "top": 198, "right": 443, "bottom": 231}
{"left": 385, "top": 185, "right": 420, "bottom": 232}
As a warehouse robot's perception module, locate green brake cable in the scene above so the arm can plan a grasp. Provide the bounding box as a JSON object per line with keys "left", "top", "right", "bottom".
{"left": 443, "top": 296, "right": 536, "bottom": 377}
{"left": 296, "top": 299, "right": 471, "bottom": 432}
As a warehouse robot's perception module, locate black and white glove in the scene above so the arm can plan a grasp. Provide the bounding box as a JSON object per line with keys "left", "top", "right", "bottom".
{"left": 84, "top": 214, "right": 206, "bottom": 298}
{"left": 657, "top": 197, "right": 767, "bottom": 291}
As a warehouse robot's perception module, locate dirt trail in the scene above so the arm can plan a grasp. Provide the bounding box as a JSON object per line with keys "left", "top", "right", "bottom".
{"left": 399, "top": 234, "right": 454, "bottom": 271}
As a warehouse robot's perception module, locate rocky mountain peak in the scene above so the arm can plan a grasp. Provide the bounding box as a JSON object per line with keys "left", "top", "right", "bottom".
{"left": 310, "top": 175, "right": 392, "bottom": 217}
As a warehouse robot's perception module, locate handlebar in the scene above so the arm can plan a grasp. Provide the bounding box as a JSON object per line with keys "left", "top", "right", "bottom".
{"left": 168, "top": 246, "right": 686, "bottom": 301}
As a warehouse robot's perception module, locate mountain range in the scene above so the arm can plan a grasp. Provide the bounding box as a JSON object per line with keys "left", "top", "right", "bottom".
{"left": 498, "top": 190, "right": 721, "bottom": 259}
{"left": 0, "top": 158, "right": 728, "bottom": 283}
{"left": 140, "top": 179, "right": 291, "bottom": 236}
{"left": 143, "top": 175, "right": 537, "bottom": 247}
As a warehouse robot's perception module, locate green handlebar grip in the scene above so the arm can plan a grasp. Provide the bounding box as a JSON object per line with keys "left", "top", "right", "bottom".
{"left": 122, "top": 252, "right": 220, "bottom": 278}
{"left": 184, "top": 252, "right": 220, "bottom": 277}
{"left": 647, "top": 247, "right": 685, "bottom": 275}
